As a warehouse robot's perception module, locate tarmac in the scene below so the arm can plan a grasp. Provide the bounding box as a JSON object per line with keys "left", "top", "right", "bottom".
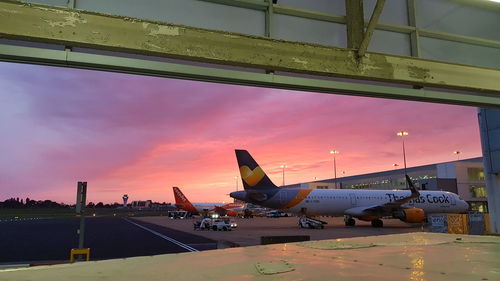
{"left": 0, "top": 217, "right": 217, "bottom": 264}
{"left": 135, "top": 216, "right": 425, "bottom": 247}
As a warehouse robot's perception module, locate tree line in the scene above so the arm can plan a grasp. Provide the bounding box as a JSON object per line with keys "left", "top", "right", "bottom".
{"left": 0, "top": 197, "right": 68, "bottom": 208}
{"left": 0, "top": 198, "right": 169, "bottom": 209}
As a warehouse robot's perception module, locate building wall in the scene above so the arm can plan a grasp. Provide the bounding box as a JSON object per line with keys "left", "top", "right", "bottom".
{"left": 307, "top": 182, "right": 337, "bottom": 189}
{"left": 298, "top": 158, "right": 487, "bottom": 212}
{"left": 454, "top": 161, "right": 488, "bottom": 212}
{"left": 435, "top": 179, "right": 458, "bottom": 194}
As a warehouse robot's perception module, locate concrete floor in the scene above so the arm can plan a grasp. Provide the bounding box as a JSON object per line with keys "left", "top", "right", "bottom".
{"left": 1, "top": 232, "right": 498, "bottom": 281}
{"left": 135, "top": 216, "right": 424, "bottom": 247}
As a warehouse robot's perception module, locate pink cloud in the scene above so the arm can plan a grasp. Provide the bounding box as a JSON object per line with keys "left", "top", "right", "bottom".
{"left": 0, "top": 62, "right": 481, "bottom": 204}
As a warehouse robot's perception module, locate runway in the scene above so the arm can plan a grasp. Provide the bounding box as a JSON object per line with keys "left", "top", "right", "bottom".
{"left": 0, "top": 217, "right": 217, "bottom": 264}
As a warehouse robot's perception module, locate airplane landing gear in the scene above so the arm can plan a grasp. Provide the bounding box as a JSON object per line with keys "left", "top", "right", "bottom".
{"left": 345, "top": 218, "right": 356, "bottom": 226}
{"left": 344, "top": 215, "right": 356, "bottom": 226}
{"left": 371, "top": 219, "right": 383, "bottom": 228}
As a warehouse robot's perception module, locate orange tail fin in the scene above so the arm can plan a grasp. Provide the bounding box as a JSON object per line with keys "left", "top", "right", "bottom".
{"left": 172, "top": 186, "right": 198, "bottom": 214}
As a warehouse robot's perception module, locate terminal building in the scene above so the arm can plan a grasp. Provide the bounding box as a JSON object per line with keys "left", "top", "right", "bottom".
{"left": 287, "top": 157, "right": 488, "bottom": 213}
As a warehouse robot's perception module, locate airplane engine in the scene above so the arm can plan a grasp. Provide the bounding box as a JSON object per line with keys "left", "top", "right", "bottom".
{"left": 226, "top": 210, "right": 238, "bottom": 217}
{"left": 393, "top": 208, "right": 425, "bottom": 223}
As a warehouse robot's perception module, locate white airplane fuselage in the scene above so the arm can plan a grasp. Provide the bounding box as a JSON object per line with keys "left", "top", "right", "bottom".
{"left": 279, "top": 189, "right": 468, "bottom": 216}
{"left": 231, "top": 150, "right": 469, "bottom": 226}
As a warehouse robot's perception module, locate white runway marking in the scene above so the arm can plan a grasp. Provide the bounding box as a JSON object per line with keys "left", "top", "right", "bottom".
{"left": 123, "top": 218, "right": 199, "bottom": 252}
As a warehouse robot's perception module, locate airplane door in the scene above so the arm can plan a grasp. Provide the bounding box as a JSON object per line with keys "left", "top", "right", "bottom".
{"left": 349, "top": 193, "right": 356, "bottom": 206}
{"left": 450, "top": 195, "right": 456, "bottom": 206}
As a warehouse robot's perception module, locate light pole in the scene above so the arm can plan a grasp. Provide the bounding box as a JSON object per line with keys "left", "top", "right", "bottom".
{"left": 280, "top": 164, "right": 287, "bottom": 186}
{"left": 453, "top": 151, "right": 461, "bottom": 161}
{"left": 330, "top": 150, "right": 339, "bottom": 188}
{"left": 396, "top": 131, "right": 409, "bottom": 187}
{"left": 392, "top": 163, "right": 399, "bottom": 170}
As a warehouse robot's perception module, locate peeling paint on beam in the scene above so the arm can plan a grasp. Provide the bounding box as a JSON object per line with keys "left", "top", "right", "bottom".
{"left": 1, "top": 44, "right": 499, "bottom": 108}
{"left": 0, "top": 0, "right": 499, "bottom": 94}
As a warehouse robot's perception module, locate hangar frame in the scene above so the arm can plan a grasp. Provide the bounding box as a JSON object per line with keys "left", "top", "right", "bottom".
{"left": 0, "top": 0, "right": 499, "bottom": 107}
{"left": 1, "top": 0, "right": 500, "bottom": 233}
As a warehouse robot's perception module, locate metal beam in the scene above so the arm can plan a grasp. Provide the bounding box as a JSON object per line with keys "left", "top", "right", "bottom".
{"left": 273, "top": 5, "right": 345, "bottom": 24}
{"left": 345, "top": 0, "right": 364, "bottom": 50}
{"left": 1, "top": 43, "right": 498, "bottom": 108}
{"left": 358, "top": 0, "right": 386, "bottom": 57}
{"left": 201, "top": 0, "right": 500, "bottom": 50}
{"left": 406, "top": 0, "right": 420, "bottom": 57}
{"left": 419, "top": 29, "right": 500, "bottom": 49}
{"left": 265, "top": 0, "right": 273, "bottom": 37}
{"left": 0, "top": 0, "right": 499, "bottom": 95}
{"left": 197, "top": 0, "right": 267, "bottom": 11}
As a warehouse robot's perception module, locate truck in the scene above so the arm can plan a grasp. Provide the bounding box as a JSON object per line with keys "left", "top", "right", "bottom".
{"left": 211, "top": 219, "right": 232, "bottom": 231}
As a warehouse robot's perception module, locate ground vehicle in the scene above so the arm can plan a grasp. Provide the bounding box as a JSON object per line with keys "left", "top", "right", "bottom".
{"left": 211, "top": 219, "right": 232, "bottom": 231}
{"left": 266, "top": 210, "right": 288, "bottom": 218}
{"left": 194, "top": 218, "right": 235, "bottom": 231}
{"left": 193, "top": 218, "right": 212, "bottom": 230}
{"left": 298, "top": 217, "right": 327, "bottom": 229}
{"left": 224, "top": 218, "right": 238, "bottom": 229}
{"left": 168, "top": 211, "right": 188, "bottom": 219}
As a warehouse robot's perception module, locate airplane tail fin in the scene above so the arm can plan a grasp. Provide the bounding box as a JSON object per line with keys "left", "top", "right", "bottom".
{"left": 405, "top": 175, "right": 420, "bottom": 198}
{"left": 172, "top": 186, "right": 198, "bottom": 214}
{"left": 235, "top": 150, "right": 278, "bottom": 190}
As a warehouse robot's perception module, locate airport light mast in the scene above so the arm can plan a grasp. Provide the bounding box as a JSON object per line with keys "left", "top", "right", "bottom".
{"left": 454, "top": 150, "right": 461, "bottom": 160}
{"left": 280, "top": 164, "right": 287, "bottom": 186}
{"left": 396, "top": 131, "right": 409, "bottom": 187}
{"left": 330, "top": 150, "right": 339, "bottom": 188}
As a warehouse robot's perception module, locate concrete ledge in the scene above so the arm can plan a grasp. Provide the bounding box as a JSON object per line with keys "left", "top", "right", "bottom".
{"left": 0, "top": 233, "right": 498, "bottom": 281}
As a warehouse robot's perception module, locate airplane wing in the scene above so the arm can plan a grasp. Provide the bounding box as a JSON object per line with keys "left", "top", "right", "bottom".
{"left": 345, "top": 175, "right": 420, "bottom": 217}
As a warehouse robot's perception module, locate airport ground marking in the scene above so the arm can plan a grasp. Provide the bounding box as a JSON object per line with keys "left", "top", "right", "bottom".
{"left": 123, "top": 218, "right": 199, "bottom": 252}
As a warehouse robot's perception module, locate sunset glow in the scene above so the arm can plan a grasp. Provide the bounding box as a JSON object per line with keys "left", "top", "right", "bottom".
{"left": 0, "top": 62, "right": 481, "bottom": 204}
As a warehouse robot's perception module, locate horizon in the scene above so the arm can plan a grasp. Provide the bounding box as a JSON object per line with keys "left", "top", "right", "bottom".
{"left": 0, "top": 62, "right": 482, "bottom": 205}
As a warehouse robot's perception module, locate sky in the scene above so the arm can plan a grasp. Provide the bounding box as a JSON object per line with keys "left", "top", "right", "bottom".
{"left": 0, "top": 62, "right": 482, "bottom": 204}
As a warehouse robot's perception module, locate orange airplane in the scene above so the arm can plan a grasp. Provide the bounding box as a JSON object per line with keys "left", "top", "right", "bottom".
{"left": 173, "top": 186, "right": 245, "bottom": 217}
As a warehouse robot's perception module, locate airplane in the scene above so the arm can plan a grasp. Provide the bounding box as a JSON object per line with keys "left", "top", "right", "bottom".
{"left": 230, "top": 150, "right": 469, "bottom": 227}
{"left": 173, "top": 186, "right": 246, "bottom": 217}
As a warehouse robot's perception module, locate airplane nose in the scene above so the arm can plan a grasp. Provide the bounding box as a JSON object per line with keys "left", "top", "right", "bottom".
{"left": 461, "top": 200, "right": 469, "bottom": 211}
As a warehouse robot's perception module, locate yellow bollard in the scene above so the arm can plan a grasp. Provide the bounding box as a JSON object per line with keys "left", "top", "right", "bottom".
{"left": 484, "top": 214, "right": 490, "bottom": 234}
{"left": 70, "top": 248, "right": 90, "bottom": 263}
